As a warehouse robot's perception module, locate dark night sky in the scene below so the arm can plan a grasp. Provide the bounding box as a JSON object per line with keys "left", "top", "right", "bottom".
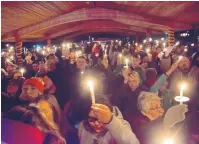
{"left": 1, "top": 29, "right": 199, "bottom": 50}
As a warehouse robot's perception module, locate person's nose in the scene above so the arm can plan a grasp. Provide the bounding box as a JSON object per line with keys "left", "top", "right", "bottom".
{"left": 94, "top": 121, "right": 100, "bottom": 126}
{"left": 26, "top": 88, "right": 32, "bottom": 94}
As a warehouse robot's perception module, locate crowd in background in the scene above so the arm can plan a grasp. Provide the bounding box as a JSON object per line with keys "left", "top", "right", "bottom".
{"left": 1, "top": 39, "right": 199, "bottom": 144}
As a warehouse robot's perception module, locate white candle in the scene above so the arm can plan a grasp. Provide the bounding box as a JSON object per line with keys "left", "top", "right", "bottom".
{"left": 178, "top": 56, "right": 183, "bottom": 63}
{"left": 180, "top": 83, "right": 186, "bottom": 104}
{"left": 20, "top": 68, "right": 25, "bottom": 77}
{"left": 104, "top": 49, "right": 107, "bottom": 57}
{"left": 88, "top": 80, "right": 95, "bottom": 104}
{"left": 125, "top": 59, "right": 129, "bottom": 68}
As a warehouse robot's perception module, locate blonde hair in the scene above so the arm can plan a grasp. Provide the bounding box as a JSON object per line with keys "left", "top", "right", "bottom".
{"left": 128, "top": 71, "right": 141, "bottom": 84}
{"left": 6, "top": 105, "right": 66, "bottom": 144}
{"left": 137, "top": 92, "right": 161, "bottom": 113}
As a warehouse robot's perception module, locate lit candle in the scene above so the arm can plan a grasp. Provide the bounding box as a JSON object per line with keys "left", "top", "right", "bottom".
{"left": 6, "top": 58, "right": 11, "bottom": 63}
{"left": 125, "top": 59, "right": 129, "bottom": 68}
{"left": 174, "top": 82, "right": 189, "bottom": 104}
{"left": 10, "top": 55, "right": 14, "bottom": 60}
{"left": 163, "top": 138, "right": 173, "bottom": 144}
{"left": 104, "top": 49, "right": 107, "bottom": 57}
{"left": 42, "top": 50, "right": 45, "bottom": 55}
{"left": 178, "top": 56, "right": 183, "bottom": 62}
{"left": 20, "top": 68, "right": 25, "bottom": 77}
{"left": 161, "top": 38, "right": 165, "bottom": 41}
{"left": 66, "top": 43, "right": 70, "bottom": 49}
{"left": 175, "top": 41, "right": 180, "bottom": 46}
{"left": 146, "top": 49, "right": 150, "bottom": 53}
{"left": 163, "top": 42, "right": 166, "bottom": 47}
{"left": 88, "top": 80, "right": 95, "bottom": 104}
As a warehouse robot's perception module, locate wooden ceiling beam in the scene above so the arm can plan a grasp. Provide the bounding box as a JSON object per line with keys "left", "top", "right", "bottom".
{"left": 2, "top": 8, "right": 192, "bottom": 41}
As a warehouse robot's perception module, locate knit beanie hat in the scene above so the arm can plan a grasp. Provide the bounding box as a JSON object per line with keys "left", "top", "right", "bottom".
{"left": 23, "top": 78, "right": 44, "bottom": 93}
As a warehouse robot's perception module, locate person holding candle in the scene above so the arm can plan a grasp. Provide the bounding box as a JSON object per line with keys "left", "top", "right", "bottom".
{"left": 132, "top": 91, "right": 189, "bottom": 144}
{"left": 78, "top": 95, "right": 140, "bottom": 144}
{"left": 2, "top": 63, "right": 16, "bottom": 94}
{"left": 114, "top": 53, "right": 146, "bottom": 87}
{"left": 111, "top": 71, "right": 148, "bottom": 126}
{"left": 2, "top": 78, "right": 25, "bottom": 113}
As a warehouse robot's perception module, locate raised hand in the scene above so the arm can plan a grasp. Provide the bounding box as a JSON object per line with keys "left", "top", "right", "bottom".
{"left": 91, "top": 104, "right": 113, "bottom": 124}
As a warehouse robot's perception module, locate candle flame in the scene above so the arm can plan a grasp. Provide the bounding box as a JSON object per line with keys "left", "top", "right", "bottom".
{"left": 181, "top": 83, "right": 186, "bottom": 91}
{"left": 88, "top": 80, "right": 94, "bottom": 88}
{"left": 163, "top": 138, "right": 173, "bottom": 144}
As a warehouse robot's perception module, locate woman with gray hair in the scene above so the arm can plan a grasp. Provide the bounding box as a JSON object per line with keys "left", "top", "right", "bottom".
{"left": 135, "top": 92, "right": 189, "bottom": 144}
{"left": 137, "top": 91, "right": 164, "bottom": 121}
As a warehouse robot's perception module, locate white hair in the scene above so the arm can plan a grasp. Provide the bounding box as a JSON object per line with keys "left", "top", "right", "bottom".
{"left": 137, "top": 91, "right": 161, "bottom": 113}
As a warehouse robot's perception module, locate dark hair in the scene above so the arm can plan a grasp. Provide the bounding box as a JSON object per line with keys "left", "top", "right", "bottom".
{"left": 77, "top": 55, "right": 89, "bottom": 63}
{"left": 132, "top": 53, "right": 141, "bottom": 59}
{"left": 68, "top": 93, "right": 113, "bottom": 126}
{"left": 38, "top": 58, "right": 46, "bottom": 63}
{"left": 32, "top": 60, "right": 39, "bottom": 65}
{"left": 46, "top": 54, "right": 56, "bottom": 60}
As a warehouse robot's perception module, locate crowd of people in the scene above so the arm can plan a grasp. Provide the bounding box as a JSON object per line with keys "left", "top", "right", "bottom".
{"left": 1, "top": 39, "right": 199, "bottom": 144}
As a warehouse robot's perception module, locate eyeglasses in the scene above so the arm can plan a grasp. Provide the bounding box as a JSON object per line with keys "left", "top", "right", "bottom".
{"left": 88, "top": 117, "right": 99, "bottom": 123}
{"left": 149, "top": 106, "right": 162, "bottom": 112}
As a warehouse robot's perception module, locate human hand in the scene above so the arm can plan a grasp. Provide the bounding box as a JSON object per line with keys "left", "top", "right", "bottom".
{"left": 91, "top": 104, "right": 113, "bottom": 124}
{"left": 122, "top": 67, "right": 131, "bottom": 80}
{"left": 164, "top": 104, "right": 188, "bottom": 130}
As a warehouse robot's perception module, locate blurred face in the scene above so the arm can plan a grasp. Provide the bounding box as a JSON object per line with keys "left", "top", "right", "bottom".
{"left": 76, "top": 58, "right": 87, "bottom": 70}
{"left": 141, "top": 56, "right": 149, "bottom": 69}
{"left": 37, "top": 100, "right": 54, "bottom": 122}
{"left": 128, "top": 75, "right": 140, "bottom": 91}
{"left": 156, "top": 48, "right": 162, "bottom": 54}
{"left": 6, "top": 65, "right": 14, "bottom": 75}
{"left": 178, "top": 57, "right": 190, "bottom": 73}
{"left": 176, "top": 47, "right": 183, "bottom": 54}
{"left": 147, "top": 99, "right": 164, "bottom": 120}
{"left": 21, "top": 84, "right": 41, "bottom": 100}
{"left": 43, "top": 76, "right": 53, "bottom": 90}
{"left": 131, "top": 57, "right": 141, "bottom": 68}
{"left": 32, "top": 63, "right": 39, "bottom": 72}
{"left": 88, "top": 110, "right": 105, "bottom": 133}
{"left": 47, "top": 62, "right": 56, "bottom": 71}
{"left": 69, "top": 52, "right": 76, "bottom": 59}
{"left": 7, "top": 84, "right": 19, "bottom": 94}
